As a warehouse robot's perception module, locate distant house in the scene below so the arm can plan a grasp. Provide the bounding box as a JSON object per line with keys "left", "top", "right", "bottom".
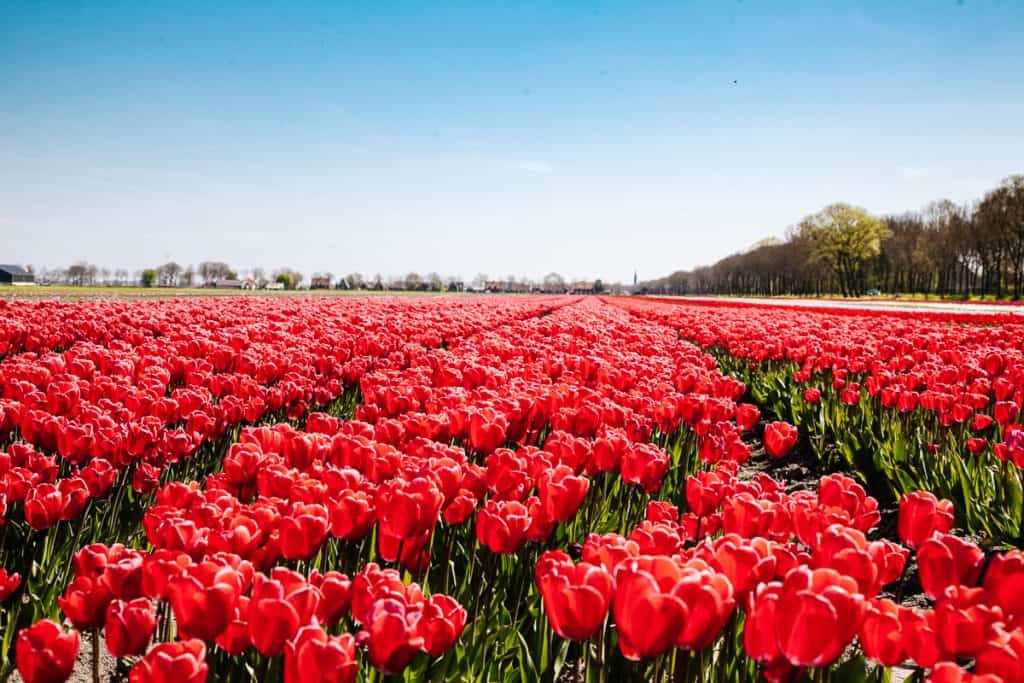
{"left": 214, "top": 279, "right": 243, "bottom": 289}
{"left": 240, "top": 278, "right": 257, "bottom": 290}
{"left": 571, "top": 281, "right": 596, "bottom": 295}
{"left": 263, "top": 281, "right": 285, "bottom": 290}
{"left": 0, "top": 265, "right": 35, "bottom": 286}
{"left": 310, "top": 276, "right": 332, "bottom": 290}
{"left": 507, "top": 282, "right": 531, "bottom": 294}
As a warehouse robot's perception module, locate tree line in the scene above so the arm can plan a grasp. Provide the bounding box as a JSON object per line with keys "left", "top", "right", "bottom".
{"left": 639, "top": 174, "right": 1024, "bottom": 299}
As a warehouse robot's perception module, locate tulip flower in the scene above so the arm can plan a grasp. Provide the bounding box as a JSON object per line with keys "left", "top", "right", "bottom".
{"left": 898, "top": 491, "right": 955, "bottom": 549}
{"left": 130, "top": 639, "right": 208, "bottom": 683}
{"left": 105, "top": 598, "right": 157, "bottom": 657}
{"left": 0, "top": 567, "right": 21, "bottom": 602}
{"left": 284, "top": 625, "right": 358, "bottom": 683}
{"left": 16, "top": 620, "right": 80, "bottom": 683}
{"left": 535, "top": 550, "right": 614, "bottom": 642}
{"left": 917, "top": 534, "right": 984, "bottom": 600}
{"left": 763, "top": 421, "right": 798, "bottom": 459}
{"left": 612, "top": 557, "right": 688, "bottom": 660}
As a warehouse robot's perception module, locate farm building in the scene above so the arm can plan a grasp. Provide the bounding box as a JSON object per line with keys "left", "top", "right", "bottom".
{"left": 0, "top": 265, "right": 35, "bottom": 285}
{"left": 310, "top": 276, "right": 332, "bottom": 289}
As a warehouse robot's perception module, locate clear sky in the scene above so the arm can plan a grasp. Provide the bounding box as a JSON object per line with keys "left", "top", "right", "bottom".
{"left": 2, "top": 1, "right": 1022, "bottom": 284}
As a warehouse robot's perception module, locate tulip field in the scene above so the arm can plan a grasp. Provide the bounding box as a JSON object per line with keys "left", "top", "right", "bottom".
{"left": 3, "top": 295, "right": 1024, "bottom": 683}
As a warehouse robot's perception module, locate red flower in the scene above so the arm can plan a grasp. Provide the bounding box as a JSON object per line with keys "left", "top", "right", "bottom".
{"left": 105, "top": 598, "right": 157, "bottom": 657}
{"left": 284, "top": 625, "right": 358, "bottom": 683}
{"left": 671, "top": 559, "right": 735, "bottom": 651}
{"left": 215, "top": 595, "right": 252, "bottom": 656}
{"left": 763, "top": 422, "right": 798, "bottom": 459}
{"left": 16, "top": 620, "right": 80, "bottom": 683}
{"left": 735, "top": 403, "right": 760, "bottom": 431}
{"left": 858, "top": 598, "right": 906, "bottom": 666}
{"left": 612, "top": 557, "right": 688, "bottom": 660}
{"left": 535, "top": 550, "right": 614, "bottom": 641}
{"left": 475, "top": 499, "right": 530, "bottom": 554}
{"left": 278, "top": 502, "right": 329, "bottom": 561}
{"left": 917, "top": 534, "right": 984, "bottom": 600}
{"left": 23, "top": 483, "right": 62, "bottom": 530}
{"left": 248, "top": 569, "right": 322, "bottom": 657}
{"left": 983, "top": 549, "right": 1024, "bottom": 617}
{"left": 329, "top": 490, "right": 375, "bottom": 541}
{"left": 418, "top": 594, "right": 467, "bottom": 656}
{"left": 934, "top": 585, "right": 1004, "bottom": 657}
{"left": 0, "top": 568, "right": 21, "bottom": 602}
{"left": 58, "top": 575, "right": 113, "bottom": 630}
{"left": 772, "top": 566, "right": 864, "bottom": 667}
{"left": 357, "top": 597, "right": 423, "bottom": 675}
{"left": 898, "top": 491, "right": 955, "bottom": 548}
{"left": 166, "top": 561, "right": 243, "bottom": 642}
{"left": 129, "top": 639, "right": 208, "bottom": 683}
{"left": 309, "top": 570, "right": 352, "bottom": 627}
{"left": 975, "top": 625, "right": 1024, "bottom": 682}
{"left": 537, "top": 465, "right": 589, "bottom": 523}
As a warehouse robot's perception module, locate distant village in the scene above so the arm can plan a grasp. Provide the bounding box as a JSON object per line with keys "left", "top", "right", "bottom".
{"left": 0, "top": 263, "right": 634, "bottom": 295}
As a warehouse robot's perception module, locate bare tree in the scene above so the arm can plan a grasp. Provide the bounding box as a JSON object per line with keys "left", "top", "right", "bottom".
{"left": 157, "top": 262, "right": 182, "bottom": 287}
{"left": 198, "top": 261, "right": 232, "bottom": 284}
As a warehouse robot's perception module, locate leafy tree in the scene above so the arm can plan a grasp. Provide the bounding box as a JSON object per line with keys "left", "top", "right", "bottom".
{"left": 799, "top": 203, "right": 889, "bottom": 296}
{"left": 141, "top": 269, "right": 158, "bottom": 287}
{"left": 275, "top": 272, "right": 294, "bottom": 289}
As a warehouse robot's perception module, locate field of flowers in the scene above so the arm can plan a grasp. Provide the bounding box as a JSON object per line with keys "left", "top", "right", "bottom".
{"left": 1, "top": 294, "right": 1022, "bottom": 682}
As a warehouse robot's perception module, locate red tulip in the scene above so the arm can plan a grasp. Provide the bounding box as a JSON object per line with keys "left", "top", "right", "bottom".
{"left": 934, "top": 585, "right": 1003, "bottom": 657}
{"left": 983, "top": 549, "right": 1024, "bottom": 617}
{"left": 248, "top": 569, "right": 322, "bottom": 656}
{"left": 858, "top": 598, "right": 906, "bottom": 666}
{"left": 917, "top": 534, "right": 984, "bottom": 600}
{"left": 475, "top": 499, "right": 530, "bottom": 554}
{"left": 418, "top": 594, "right": 467, "bottom": 656}
{"left": 166, "top": 561, "right": 243, "bottom": 642}
{"left": 975, "top": 625, "right": 1024, "bottom": 682}
{"left": 357, "top": 597, "right": 423, "bottom": 675}
{"left": 763, "top": 422, "right": 797, "bottom": 459}
{"left": 284, "top": 625, "right": 358, "bottom": 683}
{"left": 329, "top": 490, "right": 375, "bottom": 540}
{"left": 0, "top": 567, "right": 21, "bottom": 602}
{"left": 773, "top": 566, "right": 864, "bottom": 667}
{"left": 735, "top": 403, "right": 760, "bottom": 431}
{"left": 671, "top": 559, "right": 735, "bottom": 651}
{"left": 105, "top": 598, "right": 157, "bottom": 657}
{"left": 612, "top": 557, "right": 688, "bottom": 660}
{"left": 898, "top": 491, "right": 955, "bottom": 548}
{"left": 215, "top": 595, "right": 252, "bottom": 656}
{"left": 279, "top": 502, "right": 329, "bottom": 561}
{"left": 129, "top": 639, "right": 208, "bottom": 683}
{"left": 538, "top": 465, "right": 589, "bottom": 523}
{"left": 16, "top": 620, "right": 80, "bottom": 683}
{"left": 535, "top": 550, "right": 614, "bottom": 641}
{"left": 58, "top": 574, "right": 113, "bottom": 630}
{"left": 309, "top": 570, "right": 352, "bottom": 627}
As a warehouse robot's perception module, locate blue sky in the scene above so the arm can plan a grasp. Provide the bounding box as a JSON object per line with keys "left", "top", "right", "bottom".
{"left": 2, "top": 1, "right": 1022, "bottom": 283}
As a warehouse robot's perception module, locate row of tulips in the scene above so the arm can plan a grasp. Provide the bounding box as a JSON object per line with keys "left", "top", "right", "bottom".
{"left": 3, "top": 295, "right": 1020, "bottom": 681}
{"left": 611, "top": 296, "right": 1024, "bottom": 543}
{"left": 2, "top": 297, "right": 763, "bottom": 680}
{"left": 0, "top": 296, "right": 573, "bottom": 677}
